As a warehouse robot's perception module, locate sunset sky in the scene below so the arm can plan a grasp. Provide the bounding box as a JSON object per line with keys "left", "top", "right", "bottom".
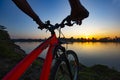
{"left": 0, "top": 0, "right": 120, "bottom": 39}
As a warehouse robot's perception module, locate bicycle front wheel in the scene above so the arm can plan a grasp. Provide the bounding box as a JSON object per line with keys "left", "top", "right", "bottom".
{"left": 50, "top": 50, "right": 79, "bottom": 80}
{"left": 66, "top": 50, "right": 79, "bottom": 80}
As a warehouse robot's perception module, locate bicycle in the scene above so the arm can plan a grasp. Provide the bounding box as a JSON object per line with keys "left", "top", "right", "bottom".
{"left": 3, "top": 16, "right": 79, "bottom": 80}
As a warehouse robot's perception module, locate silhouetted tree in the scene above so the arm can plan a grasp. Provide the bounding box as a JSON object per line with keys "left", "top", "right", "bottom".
{"left": 0, "top": 25, "right": 6, "bottom": 30}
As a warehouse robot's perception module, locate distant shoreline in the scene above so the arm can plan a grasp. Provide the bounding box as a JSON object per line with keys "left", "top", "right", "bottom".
{"left": 12, "top": 37, "right": 120, "bottom": 43}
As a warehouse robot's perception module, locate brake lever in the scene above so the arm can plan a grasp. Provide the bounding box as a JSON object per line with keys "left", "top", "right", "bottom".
{"left": 38, "top": 26, "right": 44, "bottom": 30}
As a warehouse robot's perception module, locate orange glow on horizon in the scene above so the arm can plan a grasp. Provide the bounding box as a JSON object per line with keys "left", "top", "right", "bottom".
{"left": 73, "top": 34, "right": 120, "bottom": 40}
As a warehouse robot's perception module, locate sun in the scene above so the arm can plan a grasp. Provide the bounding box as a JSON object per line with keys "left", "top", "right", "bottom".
{"left": 85, "top": 36, "right": 89, "bottom": 39}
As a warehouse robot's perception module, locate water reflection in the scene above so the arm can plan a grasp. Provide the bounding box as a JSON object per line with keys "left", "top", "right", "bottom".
{"left": 65, "top": 42, "right": 120, "bottom": 71}
{"left": 15, "top": 42, "right": 120, "bottom": 71}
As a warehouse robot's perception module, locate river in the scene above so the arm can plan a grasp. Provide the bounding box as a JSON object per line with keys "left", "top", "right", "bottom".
{"left": 15, "top": 42, "right": 120, "bottom": 71}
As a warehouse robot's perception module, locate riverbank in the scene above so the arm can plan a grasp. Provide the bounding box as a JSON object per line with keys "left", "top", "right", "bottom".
{"left": 0, "top": 29, "right": 44, "bottom": 80}
{"left": 0, "top": 29, "right": 120, "bottom": 80}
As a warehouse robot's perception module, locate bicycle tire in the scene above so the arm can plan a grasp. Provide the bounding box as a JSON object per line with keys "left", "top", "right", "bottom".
{"left": 49, "top": 50, "right": 79, "bottom": 80}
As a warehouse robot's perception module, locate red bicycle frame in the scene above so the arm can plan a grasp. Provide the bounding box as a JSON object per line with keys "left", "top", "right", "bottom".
{"left": 3, "top": 33, "right": 58, "bottom": 80}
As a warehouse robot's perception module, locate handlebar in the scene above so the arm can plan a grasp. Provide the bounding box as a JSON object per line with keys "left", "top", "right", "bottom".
{"left": 38, "top": 16, "right": 75, "bottom": 33}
